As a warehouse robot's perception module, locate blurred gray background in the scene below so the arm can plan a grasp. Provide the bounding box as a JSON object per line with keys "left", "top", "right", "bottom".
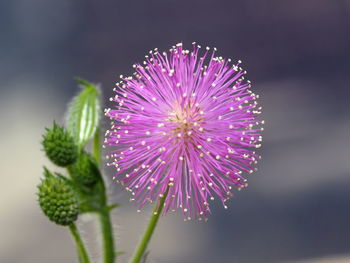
{"left": 1, "top": 0, "right": 350, "bottom": 262}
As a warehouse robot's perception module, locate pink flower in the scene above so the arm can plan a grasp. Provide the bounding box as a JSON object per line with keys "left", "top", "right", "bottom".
{"left": 105, "top": 43, "right": 263, "bottom": 220}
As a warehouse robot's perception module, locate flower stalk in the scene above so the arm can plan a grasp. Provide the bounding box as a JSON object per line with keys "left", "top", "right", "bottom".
{"left": 99, "top": 208, "right": 116, "bottom": 263}
{"left": 93, "top": 128, "right": 116, "bottom": 263}
{"left": 69, "top": 223, "right": 90, "bottom": 263}
{"left": 130, "top": 186, "right": 170, "bottom": 263}
{"left": 93, "top": 129, "right": 101, "bottom": 165}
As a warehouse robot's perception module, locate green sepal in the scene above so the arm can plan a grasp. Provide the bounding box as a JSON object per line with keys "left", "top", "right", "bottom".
{"left": 66, "top": 78, "right": 101, "bottom": 148}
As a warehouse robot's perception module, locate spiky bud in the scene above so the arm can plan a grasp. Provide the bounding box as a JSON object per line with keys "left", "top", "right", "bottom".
{"left": 42, "top": 122, "right": 78, "bottom": 167}
{"left": 70, "top": 151, "right": 100, "bottom": 186}
{"left": 38, "top": 168, "right": 79, "bottom": 226}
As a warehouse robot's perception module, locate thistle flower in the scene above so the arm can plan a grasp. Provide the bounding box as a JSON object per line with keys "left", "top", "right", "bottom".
{"left": 105, "top": 43, "right": 263, "bottom": 220}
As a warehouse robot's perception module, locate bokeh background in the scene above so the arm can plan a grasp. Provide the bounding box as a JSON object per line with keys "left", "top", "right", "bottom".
{"left": 1, "top": 0, "right": 350, "bottom": 262}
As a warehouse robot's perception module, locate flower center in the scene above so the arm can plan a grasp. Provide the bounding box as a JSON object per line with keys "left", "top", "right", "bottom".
{"left": 167, "top": 100, "right": 204, "bottom": 141}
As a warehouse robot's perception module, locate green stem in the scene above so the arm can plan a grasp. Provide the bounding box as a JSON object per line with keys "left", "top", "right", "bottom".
{"left": 93, "top": 129, "right": 100, "bottom": 165}
{"left": 93, "top": 129, "right": 116, "bottom": 263}
{"left": 129, "top": 186, "right": 170, "bottom": 263}
{"left": 99, "top": 208, "right": 116, "bottom": 263}
{"left": 69, "top": 223, "right": 90, "bottom": 263}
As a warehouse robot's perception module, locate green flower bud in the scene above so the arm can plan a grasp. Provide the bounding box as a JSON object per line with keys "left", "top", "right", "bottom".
{"left": 42, "top": 122, "right": 78, "bottom": 167}
{"left": 38, "top": 168, "right": 79, "bottom": 226}
{"left": 70, "top": 151, "right": 100, "bottom": 186}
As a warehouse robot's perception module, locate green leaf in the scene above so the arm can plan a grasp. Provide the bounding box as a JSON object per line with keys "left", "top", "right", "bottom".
{"left": 66, "top": 78, "right": 101, "bottom": 147}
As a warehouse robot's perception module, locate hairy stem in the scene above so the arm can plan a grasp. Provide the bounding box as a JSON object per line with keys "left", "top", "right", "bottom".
{"left": 69, "top": 223, "right": 90, "bottom": 263}
{"left": 93, "top": 129, "right": 100, "bottom": 165}
{"left": 93, "top": 129, "right": 116, "bottom": 263}
{"left": 129, "top": 186, "right": 170, "bottom": 263}
{"left": 99, "top": 208, "right": 116, "bottom": 263}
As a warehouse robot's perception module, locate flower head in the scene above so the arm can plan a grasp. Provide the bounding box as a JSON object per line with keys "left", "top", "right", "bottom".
{"left": 38, "top": 168, "right": 79, "bottom": 226}
{"left": 42, "top": 122, "right": 78, "bottom": 167}
{"left": 105, "top": 43, "right": 263, "bottom": 220}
